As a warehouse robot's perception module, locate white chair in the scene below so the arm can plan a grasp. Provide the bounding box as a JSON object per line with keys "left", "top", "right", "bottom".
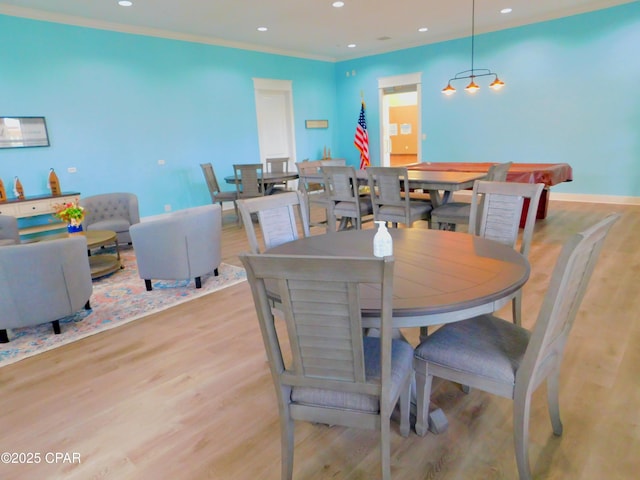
{"left": 237, "top": 190, "right": 310, "bottom": 254}
{"left": 469, "top": 180, "right": 544, "bottom": 325}
{"left": 413, "top": 214, "right": 620, "bottom": 480}
{"left": 322, "top": 165, "right": 373, "bottom": 232}
{"left": 367, "top": 166, "right": 432, "bottom": 228}
{"left": 200, "top": 162, "right": 239, "bottom": 223}
{"left": 240, "top": 252, "right": 413, "bottom": 480}
{"left": 430, "top": 161, "right": 513, "bottom": 231}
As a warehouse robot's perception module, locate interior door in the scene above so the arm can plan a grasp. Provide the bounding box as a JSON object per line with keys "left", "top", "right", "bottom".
{"left": 253, "top": 78, "right": 296, "bottom": 173}
{"left": 378, "top": 73, "right": 422, "bottom": 167}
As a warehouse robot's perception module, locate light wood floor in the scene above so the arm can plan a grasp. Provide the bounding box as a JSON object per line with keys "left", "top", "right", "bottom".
{"left": 1, "top": 200, "right": 638, "bottom": 480}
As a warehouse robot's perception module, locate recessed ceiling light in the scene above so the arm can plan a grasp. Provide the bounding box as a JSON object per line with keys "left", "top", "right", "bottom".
{"left": 118, "top": 1, "right": 133, "bottom": 6}
{"left": 500, "top": 8, "right": 512, "bottom": 14}
{"left": 257, "top": 27, "right": 268, "bottom": 32}
{"left": 347, "top": 44, "right": 356, "bottom": 48}
{"left": 418, "top": 27, "right": 428, "bottom": 32}
{"left": 332, "top": 1, "right": 345, "bottom": 7}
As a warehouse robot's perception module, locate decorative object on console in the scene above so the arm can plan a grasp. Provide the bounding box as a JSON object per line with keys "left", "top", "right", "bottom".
{"left": 52, "top": 199, "right": 85, "bottom": 233}
{"left": 48, "top": 168, "right": 61, "bottom": 196}
{"left": 0, "top": 178, "right": 5, "bottom": 202}
{"left": 13, "top": 176, "right": 24, "bottom": 199}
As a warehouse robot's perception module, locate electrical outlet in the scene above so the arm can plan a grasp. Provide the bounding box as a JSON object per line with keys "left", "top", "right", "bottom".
{"left": 164, "top": 204, "right": 172, "bottom": 212}
{"left": 67, "top": 167, "right": 77, "bottom": 173}
{"left": 158, "top": 159, "right": 166, "bottom": 165}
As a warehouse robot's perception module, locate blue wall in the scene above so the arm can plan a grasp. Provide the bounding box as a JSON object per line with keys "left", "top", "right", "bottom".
{"left": 1, "top": 2, "right": 638, "bottom": 217}
{"left": 0, "top": 17, "right": 335, "bottom": 216}
{"left": 335, "top": 3, "right": 640, "bottom": 196}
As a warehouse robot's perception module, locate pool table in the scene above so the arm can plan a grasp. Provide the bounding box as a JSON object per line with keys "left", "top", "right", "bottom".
{"left": 407, "top": 162, "right": 573, "bottom": 223}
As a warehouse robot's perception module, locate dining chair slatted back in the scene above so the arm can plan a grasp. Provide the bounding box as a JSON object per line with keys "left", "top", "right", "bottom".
{"left": 266, "top": 157, "right": 290, "bottom": 174}
{"left": 367, "top": 166, "right": 432, "bottom": 228}
{"left": 266, "top": 157, "right": 291, "bottom": 191}
{"left": 200, "top": 163, "right": 239, "bottom": 222}
{"left": 295, "top": 160, "right": 330, "bottom": 229}
{"left": 240, "top": 252, "right": 413, "bottom": 480}
{"left": 413, "top": 213, "right": 620, "bottom": 480}
{"left": 468, "top": 180, "right": 544, "bottom": 325}
{"left": 469, "top": 181, "right": 544, "bottom": 258}
{"left": 233, "top": 163, "right": 265, "bottom": 200}
{"left": 237, "top": 191, "right": 310, "bottom": 254}
{"left": 322, "top": 165, "right": 373, "bottom": 232}
{"left": 430, "top": 161, "right": 513, "bottom": 231}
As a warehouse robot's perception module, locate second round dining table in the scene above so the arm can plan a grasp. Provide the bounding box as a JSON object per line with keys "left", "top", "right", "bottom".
{"left": 265, "top": 228, "right": 529, "bottom": 329}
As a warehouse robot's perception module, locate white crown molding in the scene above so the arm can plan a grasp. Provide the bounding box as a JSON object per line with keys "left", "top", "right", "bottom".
{"left": 0, "top": 5, "right": 336, "bottom": 63}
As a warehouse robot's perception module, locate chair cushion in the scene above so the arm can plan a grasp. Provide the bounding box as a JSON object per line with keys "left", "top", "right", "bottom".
{"left": 432, "top": 202, "right": 470, "bottom": 219}
{"left": 334, "top": 197, "right": 373, "bottom": 216}
{"left": 291, "top": 337, "right": 414, "bottom": 413}
{"left": 414, "top": 315, "right": 530, "bottom": 384}
{"left": 87, "top": 217, "right": 131, "bottom": 234}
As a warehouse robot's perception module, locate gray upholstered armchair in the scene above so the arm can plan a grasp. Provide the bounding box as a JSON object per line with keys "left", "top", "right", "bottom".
{"left": 0, "top": 214, "right": 20, "bottom": 246}
{"left": 129, "top": 204, "right": 222, "bottom": 291}
{"left": 0, "top": 236, "right": 93, "bottom": 342}
{"left": 81, "top": 192, "right": 140, "bottom": 245}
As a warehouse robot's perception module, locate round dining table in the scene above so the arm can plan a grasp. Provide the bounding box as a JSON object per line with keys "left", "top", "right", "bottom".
{"left": 265, "top": 228, "right": 529, "bottom": 329}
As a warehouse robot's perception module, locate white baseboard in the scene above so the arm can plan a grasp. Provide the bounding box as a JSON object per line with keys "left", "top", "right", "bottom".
{"left": 549, "top": 192, "right": 640, "bottom": 205}
{"left": 451, "top": 190, "right": 640, "bottom": 206}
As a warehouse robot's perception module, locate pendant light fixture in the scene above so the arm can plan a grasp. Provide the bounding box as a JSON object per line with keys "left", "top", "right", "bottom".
{"left": 442, "top": 0, "right": 505, "bottom": 95}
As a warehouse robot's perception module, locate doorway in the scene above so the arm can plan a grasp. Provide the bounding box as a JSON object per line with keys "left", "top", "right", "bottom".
{"left": 378, "top": 73, "right": 422, "bottom": 167}
{"left": 253, "top": 78, "right": 296, "bottom": 171}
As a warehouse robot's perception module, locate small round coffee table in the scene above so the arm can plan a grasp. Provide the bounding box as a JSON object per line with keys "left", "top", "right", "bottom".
{"left": 83, "top": 230, "right": 122, "bottom": 279}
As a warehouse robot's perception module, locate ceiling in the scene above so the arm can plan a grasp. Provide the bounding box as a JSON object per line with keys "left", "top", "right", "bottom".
{"left": 0, "top": 0, "right": 633, "bottom": 61}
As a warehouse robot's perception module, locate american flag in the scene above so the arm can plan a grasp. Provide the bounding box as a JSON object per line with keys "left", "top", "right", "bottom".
{"left": 354, "top": 101, "right": 370, "bottom": 169}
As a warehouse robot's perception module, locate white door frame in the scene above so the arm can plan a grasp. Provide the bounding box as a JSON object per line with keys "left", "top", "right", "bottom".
{"left": 378, "top": 72, "right": 422, "bottom": 167}
{"left": 253, "top": 78, "right": 297, "bottom": 169}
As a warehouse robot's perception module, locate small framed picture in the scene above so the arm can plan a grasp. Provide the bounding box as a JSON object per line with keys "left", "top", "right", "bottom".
{"left": 0, "top": 116, "right": 50, "bottom": 148}
{"left": 305, "top": 119, "right": 329, "bottom": 129}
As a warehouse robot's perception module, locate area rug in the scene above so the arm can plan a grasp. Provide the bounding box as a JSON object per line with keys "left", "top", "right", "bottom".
{"left": 0, "top": 247, "right": 246, "bottom": 367}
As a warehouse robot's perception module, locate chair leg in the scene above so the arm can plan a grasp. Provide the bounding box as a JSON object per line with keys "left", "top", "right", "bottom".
{"left": 0, "top": 329, "right": 9, "bottom": 343}
{"left": 398, "top": 374, "right": 413, "bottom": 437}
{"left": 414, "top": 367, "right": 434, "bottom": 437}
{"left": 513, "top": 391, "right": 533, "bottom": 480}
{"left": 52, "top": 320, "right": 61, "bottom": 334}
{"left": 512, "top": 290, "right": 523, "bottom": 326}
{"left": 280, "top": 411, "right": 294, "bottom": 480}
{"left": 547, "top": 365, "right": 564, "bottom": 436}
{"left": 195, "top": 276, "right": 202, "bottom": 288}
{"left": 380, "top": 410, "right": 391, "bottom": 480}
{"left": 145, "top": 279, "right": 153, "bottom": 291}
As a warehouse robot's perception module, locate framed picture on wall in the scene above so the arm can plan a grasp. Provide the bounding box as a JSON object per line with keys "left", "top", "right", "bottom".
{"left": 0, "top": 117, "right": 50, "bottom": 148}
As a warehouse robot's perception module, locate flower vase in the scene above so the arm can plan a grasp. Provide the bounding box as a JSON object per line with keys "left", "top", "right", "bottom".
{"left": 67, "top": 224, "right": 83, "bottom": 234}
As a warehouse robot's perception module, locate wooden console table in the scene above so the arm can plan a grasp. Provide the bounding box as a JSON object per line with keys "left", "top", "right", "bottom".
{"left": 0, "top": 192, "right": 81, "bottom": 239}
